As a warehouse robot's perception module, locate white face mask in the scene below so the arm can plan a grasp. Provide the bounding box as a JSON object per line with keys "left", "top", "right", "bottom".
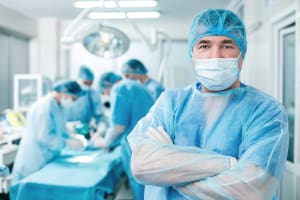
{"left": 194, "top": 54, "right": 241, "bottom": 91}
{"left": 61, "top": 98, "right": 74, "bottom": 108}
{"left": 79, "top": 83, "right": 91, "bottom": 91}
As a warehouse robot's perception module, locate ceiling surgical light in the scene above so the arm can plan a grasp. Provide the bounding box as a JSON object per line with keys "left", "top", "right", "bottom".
{"left": 118, "top": 0, "right": 157, "bottom": 8}
{"left": 88, "top": 11, "right": 160, "bottom": 19}
{"left": 74, "top": 1, "right": 117, "bottom": 8}
{"left": 63, "top": 0, "right": 160, "bottom": 59}
{"left": 82, "top": 24, "right": 130, "bottom": 59}
{"left": 74, "top": 0, "right": 158, "bottom": 8}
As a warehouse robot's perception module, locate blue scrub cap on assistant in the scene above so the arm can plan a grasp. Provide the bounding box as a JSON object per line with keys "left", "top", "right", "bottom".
{"left": 122, "top": 59, "right": 148, "bottom": 75}
{"left": 98, "top": 72, "right": 122, "bottom": 92}
{"left": 78, "top": 65, "right": 94, "bottom": 81}
{"left": 188, "top": 8, "right": 247, "bottom": 59}
{"left": 53, "top": 80, "right": 83, "bottom": 97}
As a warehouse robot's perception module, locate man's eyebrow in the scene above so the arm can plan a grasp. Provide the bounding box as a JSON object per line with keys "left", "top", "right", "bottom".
{"left": 198, "top": 40, "right": 210, "bottom": 44}
{"left": 222, "top": 39, "right": 235, "bottom": 44}
{"left": 196, "top": 39, "right": 236, "bottom": 45}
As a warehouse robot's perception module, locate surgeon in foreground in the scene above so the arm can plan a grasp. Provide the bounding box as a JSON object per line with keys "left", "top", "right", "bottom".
{"left": 128, "top": 8, "right": 289, "bottom": 200}
{"left": 12, "top": 80, "right": 86, "bottom": 184}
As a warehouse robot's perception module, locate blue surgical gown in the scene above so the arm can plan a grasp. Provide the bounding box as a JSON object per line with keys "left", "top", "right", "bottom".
{"left": 11, "top": 94, "right": 70, "bottom": 184}
{"left": 110, "top": 79, "right": 154, "bottom": 200}
{"left": 65, "top": 89, "right": 103, "bottom": 124}
{"left": 144, "top": 78, "right": 164, "bottom": 100}
{"left": 128, "top": 83, "right": 289, "bottom": 200}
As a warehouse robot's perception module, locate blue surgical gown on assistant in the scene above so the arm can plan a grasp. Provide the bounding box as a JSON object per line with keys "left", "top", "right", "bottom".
{"left": 128, "top": 83, "right": 289, "bottom": 200}
{"left": 11, "top": 94, "right": 69, "bottom": 184}
{"left": 110, "top": 79, "right": 154, "bottom": 199}
{"left": 144, "top": 78, "right": 164, "bottom": 100}
{"left": 65, "top": 88, "right": 103, "bottom": 124}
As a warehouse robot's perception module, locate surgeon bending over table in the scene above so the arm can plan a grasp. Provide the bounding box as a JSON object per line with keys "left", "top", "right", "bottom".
{"left": 11, "top": 80, "right": 86, "bottom": 184}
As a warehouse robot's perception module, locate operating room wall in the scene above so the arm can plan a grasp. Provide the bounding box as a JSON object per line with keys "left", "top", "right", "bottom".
{"left": 0, "top": 4, "right": 37, "bottom": 37}
{"left": 0, "top": 4, "right": 35, "bottom": 111}
{"left": 28, "top": 18, "right": 60, "bottom": 81}
{"left": 241, "top": 0, "right": 300, "bottom": 200}
{"left": 0, "top": 31, "right": 29, "bottom": 111}
{"left": 295, "top": 0, "right": 300, "bottom": 164}
{"left": 241, "top": 0, "right": 295, "bottom": 97}
{"left": 162, "top": 40, "right": 194, "bottom": 88}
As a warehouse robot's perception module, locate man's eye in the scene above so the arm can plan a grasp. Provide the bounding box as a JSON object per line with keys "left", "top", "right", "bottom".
{"left": 199, "top": 44, "right": 209, "bottom": 49}
{"left": 223, "top": 45, "right": 234, "bottom": 49}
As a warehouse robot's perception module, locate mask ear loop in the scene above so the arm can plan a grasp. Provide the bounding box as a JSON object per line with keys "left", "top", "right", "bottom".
{"left": 236, "top": 52, "right": 242, "bottom": 79}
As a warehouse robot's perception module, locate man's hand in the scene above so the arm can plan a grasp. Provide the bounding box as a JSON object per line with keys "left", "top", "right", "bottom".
{"left": 66, "top": 136, "right": 85, "bottom": 151}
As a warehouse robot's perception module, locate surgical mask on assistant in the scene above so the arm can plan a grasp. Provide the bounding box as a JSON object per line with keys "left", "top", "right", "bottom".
{"left": 79, "top": 83, "right": 91, "bottom": 91}
{"left": 61, "top": 97, "right": 74, "bottom": 108}
{"left": 194, "top": 53, "right": 241, "bottom": 91}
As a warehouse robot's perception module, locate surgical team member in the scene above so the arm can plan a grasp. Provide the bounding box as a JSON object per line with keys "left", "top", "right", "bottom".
{"left": 122, "top": 59, "right": 164, "bottom": 100}
{"left": 128, "top": 8, "right": 289, "bottom": 200}
{"left": 12, "top": 80, "right": 86, "bottom": 184}
{"left": 91, "top": 72, "right": 154, "bottom": 200}
{"left": 65, "top": 65, "right": 104, "bottom": 126}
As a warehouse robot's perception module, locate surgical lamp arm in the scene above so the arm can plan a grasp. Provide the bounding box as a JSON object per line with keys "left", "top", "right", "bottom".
{"left": 61, "top": 7, "right": 92, "bottom": 43}
{"left": 157, "top": 32, "right": 171, "bottom": 83}
{"left": 117, "top": 4, "right": 171, "bottom": 84}
{"left": 125, "top": 17, "right": 172, "bottom": 84}
{"left": 124, "top": 17, "right": 157, "bottom": 50}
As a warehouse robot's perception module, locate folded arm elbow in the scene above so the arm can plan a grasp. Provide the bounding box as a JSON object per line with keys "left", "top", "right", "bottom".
{"left": 130, "top": 152, "right": 147, "bottom": 182}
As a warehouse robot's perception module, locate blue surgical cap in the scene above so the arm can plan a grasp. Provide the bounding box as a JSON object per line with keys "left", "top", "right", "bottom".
{"left": 78, "top": 65, "right": 94, "bottom": 81}
{"left": 122, "top": 59, "right": 148, "bottom": 75}
{"left": 188, "top": 8, "right": 247, "bottom": 59}
{"left": 53, "top": 80, "right": 83, "bottom": 97}
{"left": 98, "top": 72, "right": 122, "bottom": 92}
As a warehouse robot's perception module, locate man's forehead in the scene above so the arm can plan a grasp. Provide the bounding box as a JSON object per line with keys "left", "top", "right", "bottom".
{"left": 198, "top": 36, "right": 235, "bottom": 43}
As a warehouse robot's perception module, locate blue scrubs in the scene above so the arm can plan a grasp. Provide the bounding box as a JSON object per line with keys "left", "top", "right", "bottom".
{"left": 128, "top": 83, "right": 289, "bottom": 200}
{"left": 144, "top": 78, "right": 164, "bottom": 100}
{"left": 12, "top": 94, "right": 70, "bottom": 184}
{"left": 65, "top": 89, "right": 103, "bottom": 124}
{"left": 110, "top": 79, "right": 154, "bottom": 200}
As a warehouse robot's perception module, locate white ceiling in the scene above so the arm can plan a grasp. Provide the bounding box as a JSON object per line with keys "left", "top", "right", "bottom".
{"left": 0, "top": 0, "right": 232, "bottom": 39}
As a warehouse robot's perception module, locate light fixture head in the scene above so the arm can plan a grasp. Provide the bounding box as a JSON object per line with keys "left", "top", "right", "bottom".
{"left": 82, "top": 24, "right": 130, "bottom": 59}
